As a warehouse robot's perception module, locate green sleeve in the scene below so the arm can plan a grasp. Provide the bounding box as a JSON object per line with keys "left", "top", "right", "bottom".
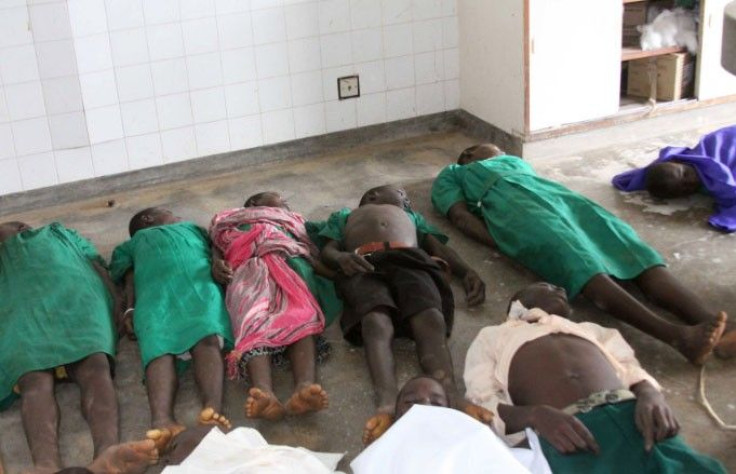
{"left": 318, "top": 208, "right": 351, "bottom": 245}
{"left": 57, "top": 224, "right": 107, "bottom": 267}
{"left": 409, "top": 211, "right": 449, "bottom": 245}
{"left": 109, "top": 241, "right": 134, "bottom": 283}
{"left": 431, "top": 165, "right": 467, "bottom": 216}
{"left": 305, "top": 220, "right": 329, "bottom": 250}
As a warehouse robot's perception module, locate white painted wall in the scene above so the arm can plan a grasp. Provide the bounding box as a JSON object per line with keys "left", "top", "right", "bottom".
{"left": 457, "top": 0, "right": 525, "bottom": 136}
{"left": 0, "top": 0, "right": 460, "bottom": 196}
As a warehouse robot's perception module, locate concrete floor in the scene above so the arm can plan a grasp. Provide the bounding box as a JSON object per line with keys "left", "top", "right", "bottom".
{"left": 1, "top": 120, "right": 735, "bottom": 473}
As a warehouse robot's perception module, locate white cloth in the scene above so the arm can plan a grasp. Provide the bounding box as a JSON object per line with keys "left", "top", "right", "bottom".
{"left": 161, "top": 427, "right": 345, "bottom": 474}
{"left": 463, "top": 308, "right": 660, "bottom": 444}
{"left": 351, "top": 405, "right": 550, "bottom": 474}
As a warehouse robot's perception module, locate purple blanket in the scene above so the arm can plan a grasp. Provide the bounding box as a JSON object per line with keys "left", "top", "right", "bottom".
{"left": 612, "top": 125, "right": 736, "bottom": 232}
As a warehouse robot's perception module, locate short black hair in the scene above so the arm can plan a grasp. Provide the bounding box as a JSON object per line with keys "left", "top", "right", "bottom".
{"left": 645, "top": 163, "right": 684, "bottom": 198}
{"left": 244, "top": 192, "right": 270, "bottom": 207}
{"left": 395, "top": 375, "right": 445, "bottom": 406}
{"left": 128, "top": 207, "right": 159, "bottom": 237}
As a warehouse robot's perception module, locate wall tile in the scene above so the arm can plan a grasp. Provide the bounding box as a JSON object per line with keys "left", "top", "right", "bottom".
{"left": 441, "top": 0, "right": 455, "bottom": 16}
{"left": 228, "top": 114, "right": 263, "bottom": 150}
{"left": 290, "top": 70, "right": 323, "bottom": 107}
{"left": 147, "top": 23, "right": 184, "bottom": 61}
{"left": 42, "top": 76, "right": 83, "bottom": 114}
{"left": 142, "top": 0, "right": 179, "bottom": 25}
{"left": 79, "top": 70, "right": 119, "bottom": 109}
{"left": 151, "top": 58, "right": 189, "bottom": 96}
{"left": 443, "top": 47, "right": 458, "bottom": 79}
{"left": 414, "top": 50, "right": 443, "bottom": 85}
{"left": 383, "top": 23, "right": 412, "bottom": 58}
{"left": 443, "top": 78, "right": 458, "bottom": 108}
{"left": 156, "top": 93, "right": 193, "bottom": 130}
{"left": 320, "top": 33, "right": 351, "bottom": 69}
{"left": 0, "top": 45, "right": 40, "bottom": 84}
{"left": 0, "top": 158, "right": 23, "bottom": 194}
{"left": 412, "top": 0, "right": 443, "bottom": 21}
{"left": 37, "top": 40, "right": 79, "bottom": 78}
{"left": 258, "top": 76, "right": 291, "bottom": 111}
{"left": 325, "top": 99, "right": 356, "bottom": 132}
{"left": 287, "top": 37, "right": 321, "bottom": 74}
{"left": 413, "top": 19, "right": 443, "bottom": 53}
{"left": 442, "top": 16, "right": 458, "bottom": 49}
{"left": 255, "top": 42, "right": 289, "bottom": 79}
{"left": 91, "top": 139, "right": 129, "bottom": 176}
{"left": 120, "top": 99, "right": 159, "bottom": 136}
{"left": 415, "top": 81, "right": 443, "bottom": 115}
{"left": 217, "top": 13, "right": 253, "bottom": 50}
{"left": 105, "top": 0, "right": 145, "bottom": 31}
{"left": 0, "top": 7, "right": 33, "bottom": 47}
{"left": 319, "top": 0, "right": 350, "bottom": 34}
{"left": 86, "top": 105, "right": 124, "bottom": 143}
{"left": 187, "top": 53, "right": 223, "bottom": 90}
{"left": 357, "top": 59, "right": 385, "bottom": 94}
{"left": 350, "top": 0, "right": 381, "bottom": 30}
{"left": 68, "top": 0, "right": 108, "bottom": 37}
{"left": 161, "top": 126, "right": 197, "bottom": 162}
{"left": 0, "top": 124, "right": 15, "bottom": 159}
{"left": 356, "top": 91, "right": 386, "bottom": 126}
{"left": 386, "top": 87, "right": 415, "bottom": 121}
{"left": 182, "top": 18, "right": 219, "bottom": 55}
{"left": 321, "top": 65, "right": 353, "bottom": 101}
{"left": 195, "top": 120, "right": 230, "bottom": 155}
{"left": 385, "top": 55, "right": 414, "bottom": 90}
{"left": 190, "top": 87, "right": 227, "bottom": 123}
{"left": 285, "top": 2, "right": 318, "bottom": 40}
{"left": 29, "top": 2, "right": 72, "bottom": 42}
{"left": 110, "top": 28, "right": 150, "bottom": 66}
{"left": 5, "top": 82, "right": 46, "bottom": 121}
{"left": 180, "top": 0, "right": 215, "bottom": 21}
{"left": 55, "top": 147, "right": 94, "bottom": 183}
{"left": 251, "top": 0, "right": 283, "bottom": 10}
{"left": 0, "top": 91, "right": 7, "bottom": 123}
{"left": 219, "top": 50, "right": 256, "bottom": 87}
{"left": 225, "top": 81, "right": 259, "bottom": 117}
{"left": 351, "top": 29, "right": 382, "bottom": 64}
{"left": 381, "top": 0, "right": 411, "bottom": 25}
{"left": 261, "top": 109, "right": 294, "bottom": 144}
{"left": 126, "top": 133, "right": 163, "bottom": 168}
{"left": 12, "top": 117, "right": 52, "bottom": 156}
{"left": 18, "top": 151, "right": 57, "bottom": 190}
{"left": 74, "top": 35, "right": 113, "bottom": 74}
{"left": 116, "top": 64, "right": 155, "bottom": 102}
{"left": 252, "top": 8, "right": 286, "bottom": 45}
{"left": 215, "top": 0, "right": 251, "bottom": 15}
{"left": 293, "top": 102, "right": 325, "bottom": 138}
{"left": 49, "top": 111, "right": 89, "bottom": 148}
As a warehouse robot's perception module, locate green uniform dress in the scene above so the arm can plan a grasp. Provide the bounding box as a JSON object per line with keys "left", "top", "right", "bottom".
{"left": 0, "top": 223, "right": 115, "bottom": 409}
{"left": 237, "top": 222, "right": 341, "bottom": 326}
{"left": 431, "top": 155, "right": 664, "bottom": 298}
{"left": 111, "top": 221, "right": 233, "bottom": 369}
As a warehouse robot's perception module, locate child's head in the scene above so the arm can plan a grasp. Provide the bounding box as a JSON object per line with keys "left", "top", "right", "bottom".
{"left": 457, "top": 143, "right": 505, "bottom": 165}
{"left": 395, "top": 376, "right": 449, "bottom": 420}
{"left": 243, "top": 191, "right": 290, "bottom": 210}
{"left": 359, "top": 185, "right": 411, "bottom": 210}
{"left": 128, "top": 207, "right": 180, "bottom": 236}
{"left": 508, "top": 282, "right": 571, "bottom": 318}
{"left": 645, "top": 162, "right": 701, "bottom": 198}
{"left": 0, "top": 221, "right": 31, "bottom": 243}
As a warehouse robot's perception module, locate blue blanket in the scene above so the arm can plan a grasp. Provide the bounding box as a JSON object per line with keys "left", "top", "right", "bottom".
{"left": 612, "top": 125, "right": 736, "bottom": 232}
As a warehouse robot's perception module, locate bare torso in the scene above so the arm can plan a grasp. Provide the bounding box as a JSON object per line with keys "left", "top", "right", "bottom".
{"left": 508, "top": 334, "right": 625, "bottom": 409}
{"left": 343, "top": 204, "right": 418, "bottom": 251}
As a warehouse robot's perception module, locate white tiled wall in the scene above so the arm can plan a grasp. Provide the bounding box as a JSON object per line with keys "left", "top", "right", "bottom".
{"left": 0, "top": 0, "right": 459, "bottom": 195}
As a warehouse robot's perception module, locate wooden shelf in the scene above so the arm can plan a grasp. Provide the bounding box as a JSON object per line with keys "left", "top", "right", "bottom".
{"left": 621, "top": 46, "right": 686, "bottom": 61}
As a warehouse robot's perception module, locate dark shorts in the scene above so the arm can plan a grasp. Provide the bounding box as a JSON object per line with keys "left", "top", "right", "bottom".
{"left": 336, "top": 248, "right": 454, "bottom": 345}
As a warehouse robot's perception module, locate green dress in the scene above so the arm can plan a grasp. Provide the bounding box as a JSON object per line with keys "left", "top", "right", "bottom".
{"left": 238, "top": 222, "right": 342, "bottom": 326}
{"left": 0, "top": 223, "right": 115, "bottom": 409}
{"left": 431, "top": 155, "right": 664, "bottom": 298}
{"left": 111, "top": 221, "right": 233, "bottom": 369}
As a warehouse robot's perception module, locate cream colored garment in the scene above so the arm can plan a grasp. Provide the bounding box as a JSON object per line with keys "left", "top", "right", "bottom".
{"left": 463, "top": 308, "right": 660, "bottom": 443}
{"left": 162, "top": 427, "right": 345, "bottom": 474}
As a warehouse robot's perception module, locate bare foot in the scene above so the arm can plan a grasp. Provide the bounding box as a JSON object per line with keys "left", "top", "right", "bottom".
{"left": 675, "top": 312, "right": 727, "bottom": 365}
{"left": 146, "top": 424, "right": 186, "bottom": 453}
{"left": 458, "top": 400, "right": 494, "bottom": 425}
{"left": 714, "top": 325, "right": 736, "bottom": 359}
{"left": 245, "top": 387, "right": 285, "bottom": 420}
{"left": 198, "top": 407, "right": 232, "bottom": 430}
{"left": 87, "top": 439, "right": 159, "bottom": 474}
{"left": 363, "top": 412, "right": 393, "bottom": 445}
{"left": 285, "top": 384, "right": 329, "bottom": 416}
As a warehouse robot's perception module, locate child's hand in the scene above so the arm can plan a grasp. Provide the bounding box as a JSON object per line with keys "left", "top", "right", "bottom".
{"left": 212, "top": 258, "right": 233, "bottom": 284}
{"left": 117, "top": 308, "right": 137, "bottom": 340}
{"left": 336, "top": 252, "right": 374, "bottom": 276}
{"left": 463, "top": 270, "right": 486, "bottom": 306}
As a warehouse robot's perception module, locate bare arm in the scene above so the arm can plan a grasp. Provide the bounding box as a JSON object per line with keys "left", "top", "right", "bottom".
{"left": 321, "top": 239, "right": 374, "bottom": 276}
{"left": 90, "top": 260, "right": 123, "bottom": 325}
{"left": 497, "top": 403, "right": 600, "bottom": 454}
{"left": 422, "top": 234, "right": 485, "bottom": 306}
{"left": 121, "top": 269, "right": 136, "bottom": 339}
{"left": 447, "top": 202, "right": 496, "bottom": 248}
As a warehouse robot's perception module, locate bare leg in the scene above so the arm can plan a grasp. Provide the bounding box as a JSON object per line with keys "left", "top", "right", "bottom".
{"left": 635, "top": 267, "right": 735, "bottom": 358}
{"left": 17, "top": 371, "right": 60, "bottom": 471}
{"left": 583, "top": 273, "right": 725, "bottom": 364}
{"left": 71, "top": 353, "right": 119, "bottom": 458}
{"left": 361, "top": 310, "right": 397, "bottom": 444}
{"left": 284, "top": 336, "right": 328, "bottom": 415}
{"left": 190, "top": 335, "right": 230, "bottom": 428}
{"left": 245, "top": 354, "right": 285, "bottom": 420}
{"left": 144, "top": 355, "right": 184, "bottom": 452}
{"left": 86, "top": 439, "right": 158, "bottom": 474}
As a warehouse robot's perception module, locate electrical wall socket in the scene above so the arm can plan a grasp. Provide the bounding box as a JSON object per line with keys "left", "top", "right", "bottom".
{"left": 338, "top": 75, "right": 360, "bottom": 100}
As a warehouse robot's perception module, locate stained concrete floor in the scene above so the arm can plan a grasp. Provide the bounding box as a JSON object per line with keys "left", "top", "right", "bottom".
{"left": 1, "top": 121, "right": 735, "bottom": 473}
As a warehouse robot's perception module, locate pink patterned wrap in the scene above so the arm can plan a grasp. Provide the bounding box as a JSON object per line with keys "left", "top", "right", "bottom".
{"left": 210, "top": 207, "right": 325, "bottom": 378}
